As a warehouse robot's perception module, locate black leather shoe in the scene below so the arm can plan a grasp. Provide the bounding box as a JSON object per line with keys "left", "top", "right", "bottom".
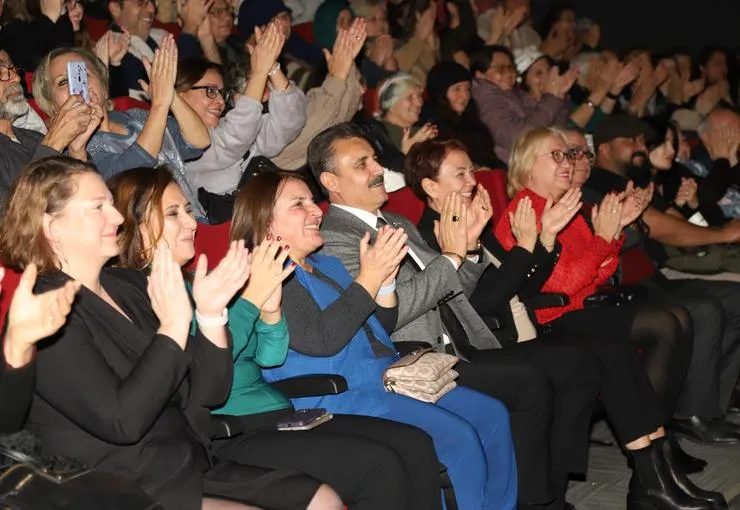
{"left": 671, "top": 440, "right": 707, "bottom": 474}
{"left": 671, "top": 416, "right": 740, "bottom": 444}
{"left": 627, "top": 445, "right": 714, "bottom": 510}
{"left": 660, "top": 438, "right": 728, "bottom": 510}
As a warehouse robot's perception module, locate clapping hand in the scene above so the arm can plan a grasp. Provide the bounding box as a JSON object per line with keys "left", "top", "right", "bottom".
{"left": 434, "top": 192, "right": 468, "bottom": 260}
{"left": 509, "top": 196, "right": 538, "bottom": 252}
{"left": 466, "top": 184, "right": 493, "bottom": 249}
{"left": 367, "top": 33, "right": 394, "bottom": 68}
{"left": 592, "top": 193, "right": 623, "bottom": 243}
{"left": 5, "top": 264, "right": 81, "bottom": 361}
{"left": 148, "top": 242, "right": 193, "bottom": 349}
{"left": 619, "top": 181, "right": 653, "bottom": 226}
{"left": 358, "top": 225, "right": 409, "bottom": 294}
{"left": 540, "top": 187, "right": 582, "bottom": 246}
{"left": 241, "top": 238, "right": 296, "bottom": 312}
{"left": 673, "top": 178, "right": 698, "bottom": 209}
{"left": 139, "top": 34, "right": 178, "bottom": 108}
{"left": 249, "top": 22, "right": 286, "bottom": 76}
{"left": 193, "top": 240, "right": 251, "bottom": 319}
{"left": 401, "top": 123, "right": 438, "bottom": 154}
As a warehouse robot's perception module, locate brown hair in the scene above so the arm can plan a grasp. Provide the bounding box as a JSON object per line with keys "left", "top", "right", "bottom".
{"left": 404, "top": 138, "right": 469, "bottom": 200}
{"left": 0, "top": 156, "right": 97, "bottom": 273}
{"left": 107, "top": 166, "right": 177, "bottom": 270}
{"left": 230, "top": 172, "right": 301, "bottom": 249}
{"left": 176, "top": 56, "right": 224, "bottom": 92}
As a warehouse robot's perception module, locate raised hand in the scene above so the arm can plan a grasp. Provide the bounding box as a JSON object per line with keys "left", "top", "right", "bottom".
{"left": 240, "top": 238, "right": 295, "bottom": 311}
{"left": 193, "top": 239, "right": 251, "bottom": 318}
{"left": 326, "top": 28, "right": 354, "bottom": 81}
{"left": 368, "top": 33, "right": 394, "bottom": 67}
{"left": 620, "top": 181, "right": 652, "bottom": 227}
{"left": 414, "top": 3, "right": 436, "bottom": 42}
{"left": 148, "top": 242, "right": 193, "bottom": 349}
{"left": 109, "top": 30, "right": 131, "bottom": 66}
{"left": 357, "top": 226, "right": 409, "bottom": 294}
{"left": 592, "top": 193, "right": 623, "bottom": 243}
{"left": 434, "top": 192, "right": 468, "bottom": 260}
{"left": 509, "top": 196, "right": 538, "bottom": 252}
{"left": 611, "top": 61, "right": 639, "bottom": 94}
{"left": 139, "top": 34, "right": 178, "bottom": 108}
{"left": 401, "top": 123, "right": 438, "bottom": 154}
{"left": 249, "top": 22, "right": 286, "bottom": 76}
{"left": 40, "top": 0, "right": 63, "bottom": 22}
{"left": 674, "top": 178, "right": 698, "bottom": 209}
{"left": 504, "top": 5, "right": 528, "bottom": 35}
{"left": 179, "top": 0, "right": 214, "bottom": 35}
{"left": 466, "top": 184, "right": 493, "bottom": 248}
{"left": 540, "top": 187, "right": 582, "bottom": 245}
{"left": 347, "top": 17, "right": 367, "bottom": 58}
{"left": 5, "top": 264, "right": 80, "bottom": 363}
{"left": 68, "top": 89, "right": 104, "bottom": 159}
{"left": 41, "top": 95, "right": 94, "bottom": 153}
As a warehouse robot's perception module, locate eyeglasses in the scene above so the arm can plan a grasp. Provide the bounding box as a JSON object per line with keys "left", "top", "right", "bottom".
{"left": 191, "top": 85, "right": 230, "bottom": 102}
{"left": 540, "top": 150, "right": 577, "bottom": 165}
{"left": 569, "top": 147, "right": 595, "bottom": 164}
{"left": 0, "top": 64, "right": 20, "bottom": 82}
{"left": 209, "top": 6, "right": 233, "bottom": 17}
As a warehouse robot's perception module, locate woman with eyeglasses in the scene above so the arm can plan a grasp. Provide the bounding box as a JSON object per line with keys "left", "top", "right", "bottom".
{"left": 178, "top": 21, "right": 306, "bottom": 219}
{"left": 493, "top": 127, "right": 729, "bottom": 510}
{"left": 32, "top": 37, "right": 211, "bottom": 219}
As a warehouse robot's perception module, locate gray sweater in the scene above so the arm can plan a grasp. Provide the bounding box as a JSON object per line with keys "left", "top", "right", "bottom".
{"left": 184, "top": 84, "right": 307, "bottom": 195}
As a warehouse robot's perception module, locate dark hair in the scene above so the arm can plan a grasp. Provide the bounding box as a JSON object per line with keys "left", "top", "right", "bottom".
{"left": 307, "top": 122, "right": 369, "bottom": 193}
{"left": 230, "top": 171, "right": 303, "bottom": 249}
{"left": 107, "top": 166, "right": 178, "bottom": 270}
{"left": 389, "top": 0, "right": 433, "bottom": 40}
{"left": 0, "top": 156, "right": 97, "bottom": 273}
{"left": 538, "top": 2, "right": 575, "bottom": 40}
{"left": 698, "top": 46, "right": 728, "bottom": 68}
{"left": 403, "top": 139, "right": 468, "bottom": 200}
{"left": 470, "top": 44, "right": 514, "bottom": 75}
{"left": 176, "top": 56, "right": 224, "bottom": 92}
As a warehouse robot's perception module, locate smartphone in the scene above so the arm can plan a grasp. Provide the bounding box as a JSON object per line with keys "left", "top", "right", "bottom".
{"left": 67, "top": 60, "right": 89, "bottom": 103}
{"left": 276, "top": 409, "right": 333, "bottom": 431}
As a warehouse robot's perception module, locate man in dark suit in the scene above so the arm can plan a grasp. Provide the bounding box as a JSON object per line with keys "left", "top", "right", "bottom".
{"left": 309, "top": 122, "right": 602, "bottom": 510}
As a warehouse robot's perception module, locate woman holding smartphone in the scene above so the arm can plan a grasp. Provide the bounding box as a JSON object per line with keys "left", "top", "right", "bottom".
{"left": 108, "top": 165, "right": 445, "bottom": 510}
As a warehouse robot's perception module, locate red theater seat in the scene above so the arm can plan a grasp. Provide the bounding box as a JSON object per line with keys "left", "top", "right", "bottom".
{"left": 0, "top": 267, "right": 22, "bottom": 332}
{"left": 382, "top": 186, "right": 424, "bottom": 225}
{"left": 292, "top": 22, "right": 314, "bottom": 44}
{"left": 193, "top": 221, "right": 232, "bottom": 270}
{"left": 113, "top": 97, "right": 151, "bottom": 111}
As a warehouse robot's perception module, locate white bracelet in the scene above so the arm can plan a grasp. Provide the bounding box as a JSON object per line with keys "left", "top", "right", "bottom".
{"left": 268, "top": 62, "right": 281, "bottom": 76}
{"left": 378, "top": 280, "right": 396, "bottom": 297}
{"left": 195, "top": 308, "right": 228, "bottom": 327}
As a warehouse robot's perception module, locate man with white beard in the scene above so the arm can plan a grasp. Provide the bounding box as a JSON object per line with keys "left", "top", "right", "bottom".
{"left": 0, "top": 50, "right": 100, "bottom": 213}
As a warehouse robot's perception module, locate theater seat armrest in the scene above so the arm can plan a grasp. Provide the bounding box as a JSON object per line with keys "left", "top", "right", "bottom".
{"left": 394, "top": 341, "right": 435, "bottom": 356}
{"left": 272, "top": 374, "right": 348, "bottom": 398}
{"left": 521, "top": 293, "right": 570, "bottom": 310}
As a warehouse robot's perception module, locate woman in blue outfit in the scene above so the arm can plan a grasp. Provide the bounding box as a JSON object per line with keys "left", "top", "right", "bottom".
{"left": 229, "top": 171, "right": 518, "bottom": 510}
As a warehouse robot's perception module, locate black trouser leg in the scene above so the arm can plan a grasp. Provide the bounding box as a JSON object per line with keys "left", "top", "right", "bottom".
{"left": 456, "top": 353, "right": 554, "bottom": 505}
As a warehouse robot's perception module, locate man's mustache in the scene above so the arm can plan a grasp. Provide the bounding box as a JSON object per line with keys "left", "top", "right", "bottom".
{"left": 368, "top": 175, "right": 384, "bottom": 188}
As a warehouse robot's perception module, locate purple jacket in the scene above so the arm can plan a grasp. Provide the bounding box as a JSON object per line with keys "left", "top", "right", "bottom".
{"left": 471, "top": 78, "right": 569, "bottom": 163}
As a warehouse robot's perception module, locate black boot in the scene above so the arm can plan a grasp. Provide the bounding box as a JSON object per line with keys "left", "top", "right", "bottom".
{"left": 658, "top": 437, "right": 728, "bottom": 510}
{"left": 669, "top": 434, "right": 707, "bottom": 474}
{"left": 627, "top": 443, "right": 714, "bottom": 510}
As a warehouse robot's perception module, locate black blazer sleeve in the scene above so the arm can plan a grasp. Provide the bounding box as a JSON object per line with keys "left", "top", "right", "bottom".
{"left": 33, "top": 312, "right": 191, "bottom": 445}
{"left": 187, "top": 328, "right": 233, "bottom": 409}
{"left": 0, "top": 353, "right": 35, "bottom": 434}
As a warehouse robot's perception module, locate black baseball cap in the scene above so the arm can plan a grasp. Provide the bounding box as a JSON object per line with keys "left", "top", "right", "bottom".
{"left": 592, "top": 114, "right": 656, "bottom": 149}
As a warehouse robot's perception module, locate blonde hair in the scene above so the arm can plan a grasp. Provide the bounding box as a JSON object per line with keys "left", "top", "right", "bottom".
{"left": 507, "top": 126, "right": 569, "bottom": 197}
{"left": 32, "top": 47, "right": 110, "bottom": 117}
{"left": 378, "top": 72, "right": 422, "bottom": 117}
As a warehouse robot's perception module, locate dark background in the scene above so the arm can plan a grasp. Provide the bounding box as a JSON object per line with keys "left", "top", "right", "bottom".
{"left": 532, "top": 0, "right": 740, "bottom": 54}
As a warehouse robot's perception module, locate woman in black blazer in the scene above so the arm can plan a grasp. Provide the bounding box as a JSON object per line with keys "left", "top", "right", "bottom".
{"left": 0, "top": 156, "right": 344, "bottom": 510}
{"left": 0, "top": 264, "right": 79, "bottom": 434}
{"left": 404, "top": 138, "right": 728, "bottom": 510}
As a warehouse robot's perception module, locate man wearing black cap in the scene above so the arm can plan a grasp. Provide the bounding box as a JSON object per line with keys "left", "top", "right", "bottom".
{"left": 572, "top": 117, "right": 740, "bottom": 444}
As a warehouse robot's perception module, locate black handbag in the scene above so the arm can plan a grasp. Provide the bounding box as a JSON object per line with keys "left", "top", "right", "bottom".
{"left": 0, "top": 433, "right": 160, "bottom": 510}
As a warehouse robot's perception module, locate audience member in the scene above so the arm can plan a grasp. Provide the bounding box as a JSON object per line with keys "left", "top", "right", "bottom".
{"left": 33, "top": 40, "right": 211, "bottom": 218}
{"left": 389, "top": 0, "right": 437, "bottom": 85}
{"left": 0, "top": 156, "right": 345, "bottom": 510}
{"left": 0, "top": 264, "right": 79, "bottom": 433}
{"left": 177, "top": 22, "right": 306, "bottom": 209}
{"left": 470, "top": 44, "right": 570, "bottom": 162}
{"left": 422, "top": 61, "right": 504, "bottom": 169}
{"left": 349, "top": 0, "right": 397, "bottom": 88}
{"left": 109, "top": 165, "right": 442, "bottom": 510}
{"left": 270, "top": 18, "right": 365, "bottom": 171}
{"left": 233, "top": 169, "right": 518, "bottom": 510}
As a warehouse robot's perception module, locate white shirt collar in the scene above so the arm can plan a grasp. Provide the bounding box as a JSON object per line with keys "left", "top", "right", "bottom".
{"left": 331, "top": 204, "right": 385, "bottom": 230}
